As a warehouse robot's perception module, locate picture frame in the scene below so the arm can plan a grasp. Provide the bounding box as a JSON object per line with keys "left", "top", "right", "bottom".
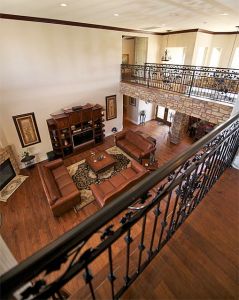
{"left": 129, "top": 97, "right": 136, "bottom": 106}
{"left": 105, "top": 95, "right": 117, "bottom": 120}
{"left": 12, "top": 112, "right": 41, "bottom": 148}
{"left": 122, "top": 54, "right": 129, "bottom": 64}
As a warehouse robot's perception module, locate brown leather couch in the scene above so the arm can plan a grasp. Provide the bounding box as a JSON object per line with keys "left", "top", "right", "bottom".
{"left": 38, "top": 159, "right": 80, "bottom": 216}
{"left": 90, "top": 160, "right": 148, "bottom": 207}
{"left": 115, "top": 130, "right": 156, "bottom": 162}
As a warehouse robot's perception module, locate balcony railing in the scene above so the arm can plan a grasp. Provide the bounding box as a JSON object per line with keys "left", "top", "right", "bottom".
{"left": 1, "top": 113, "right": 239, "bottom": 300}
{"left": 121, "top": 63, "right": 239, "bottom": 104}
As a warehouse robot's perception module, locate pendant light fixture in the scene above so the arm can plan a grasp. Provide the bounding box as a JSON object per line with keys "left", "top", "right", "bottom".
{"left": 161, "top": 30, "right": 172, "bottom": 62}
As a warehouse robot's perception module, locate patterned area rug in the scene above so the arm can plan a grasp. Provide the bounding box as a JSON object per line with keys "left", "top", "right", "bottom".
{"left": 0, "top": 175, "right": 28, "bottom": 202}
{"left": 67, "top": 146, "right": 131, "bottom": 210}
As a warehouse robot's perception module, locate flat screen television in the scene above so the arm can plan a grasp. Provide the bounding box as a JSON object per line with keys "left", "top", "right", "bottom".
{"left": 72, "top": 129, "right": 94, "bottom": 148}
{"left": 0, "top": 159, "right": 16, "bottom": 190}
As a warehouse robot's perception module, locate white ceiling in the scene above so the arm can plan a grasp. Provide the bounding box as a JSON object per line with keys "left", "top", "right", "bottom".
{"left": 0, "top": 0, "right": 239, "bottom": 32}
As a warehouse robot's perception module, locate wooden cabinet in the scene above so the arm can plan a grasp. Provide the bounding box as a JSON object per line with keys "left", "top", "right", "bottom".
{"left": 47, "top": 104, "right": 105, "bottom": 158}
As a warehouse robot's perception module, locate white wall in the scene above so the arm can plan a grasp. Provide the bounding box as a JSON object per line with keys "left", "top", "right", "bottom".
{"left": 137, "top": 100, "right": 155, "bottom": 123}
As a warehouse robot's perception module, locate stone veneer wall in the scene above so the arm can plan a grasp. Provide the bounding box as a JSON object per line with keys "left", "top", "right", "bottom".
{"left": 120, "top": 82, "right": 233, "bottom": 125}
{"left": 170, "top": 112, "right": 189, "bottom": 144}
{"left": 0, "top": 146, "right": 20, "bottom": 175}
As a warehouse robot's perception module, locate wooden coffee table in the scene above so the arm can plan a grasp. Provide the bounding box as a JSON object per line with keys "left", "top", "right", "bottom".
{"left": 85, "top": 150, "right": 117, "bottom": 176}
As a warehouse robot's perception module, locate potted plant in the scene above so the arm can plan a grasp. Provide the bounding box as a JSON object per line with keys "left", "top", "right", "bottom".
{"left": 22, "top": 149, "right": 30, "bottom": 160}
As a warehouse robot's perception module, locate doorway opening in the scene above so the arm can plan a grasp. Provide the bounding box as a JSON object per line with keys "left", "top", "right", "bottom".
{"left": 155, "top": 105, "right": 175, "bottom": 126}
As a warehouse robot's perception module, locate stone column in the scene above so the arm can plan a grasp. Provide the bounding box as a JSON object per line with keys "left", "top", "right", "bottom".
{"left": 170, "top": 112, "right": 189, "bottom": 144}
{"left": 231, "top": 96, "right": 239, "bottom": 170}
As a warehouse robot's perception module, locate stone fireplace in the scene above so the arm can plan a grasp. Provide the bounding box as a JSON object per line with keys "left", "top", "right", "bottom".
{"left": 0, "top": 146, "right": 20, "bottom": 187}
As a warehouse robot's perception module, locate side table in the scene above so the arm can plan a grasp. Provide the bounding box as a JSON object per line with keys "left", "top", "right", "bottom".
{"left": 141, "top": 158, "right": 158, "bottom": 171}
{"left": 21, "top": 155, "right": 35, "bottom": 169}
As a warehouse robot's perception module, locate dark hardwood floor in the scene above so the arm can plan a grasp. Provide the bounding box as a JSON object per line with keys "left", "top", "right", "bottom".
{"left": 122, "top": 167, "right": 239, "bottom": 300}
{"left": 1, "top": 119, "right": 238, "bottom": 299}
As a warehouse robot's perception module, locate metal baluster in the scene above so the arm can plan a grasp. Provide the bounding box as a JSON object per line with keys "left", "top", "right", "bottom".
{"left": 124, "top": 228, "right": 132, "bottom": 285}
{"left": 223, "top": 132, "right": 239, "bottom": 167}
{"left": 157, "top": 191, "right": 173, "bottom": 250}
{"left": 206, "top": 145, "right": 225, "bottom": 190}
{"left": 199, "top": 149, "right": 221, "bottom": 200}
{"left": 188, "top": 69, "right": 195, "bottom": 97}
{"left": 100, "top": 225, "right": 116, "bottom": 300}
{"left": 83, "top": 266, "right": 95, "bottom": 300}
{"left": 166, "top": 181, "right": 183, "bottom": 240}
{"left": 211, "top": 136, "right": 234, "bottom": 182}
{"left": 187, "top": 159, "right": 207, "bottom": 214}
{"left": 137, "top": 214, "right": 147, "bottom": 273}
{"left": 108, "top": 246, "right": 116, "bottom": 300}
{"left": 148, "top": 204, "right": 161, "bottom": 258}
{"left": 183, "top": 163, "right": 202, "bottom": 218}
{"left": 174, "top": 173, "right": 192, "bottom": 228}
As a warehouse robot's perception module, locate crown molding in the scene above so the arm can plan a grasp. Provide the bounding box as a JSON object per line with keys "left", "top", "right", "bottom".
{"left": 0, "top": 13, "right": 159, "bottom": 35}
{"left": 1, "top": 13, "right": 238, "bottom": 35}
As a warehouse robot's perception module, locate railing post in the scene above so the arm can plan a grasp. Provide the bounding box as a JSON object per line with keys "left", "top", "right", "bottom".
{"left": 188, "top": 69, "right": 195, "bottom": 97}
{"left": 147, "top": 65, "right": 150, "bottom": 88}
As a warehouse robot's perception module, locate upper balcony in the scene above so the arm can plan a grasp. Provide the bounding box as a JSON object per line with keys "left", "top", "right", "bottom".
{"left": 121, "top": 63, "right": 239, "bottom": 104}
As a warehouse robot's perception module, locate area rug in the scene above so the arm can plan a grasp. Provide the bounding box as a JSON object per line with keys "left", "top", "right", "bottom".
{"left": 67, "top": 146, "right": 131, "bottom": 210}
{"left": 0, "top": 175, "right": 28, "bottom": 202}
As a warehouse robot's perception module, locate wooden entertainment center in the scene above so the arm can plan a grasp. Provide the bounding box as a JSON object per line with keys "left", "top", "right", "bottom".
{"left": 47, "top": 103, "right": 105, "bottom": 157}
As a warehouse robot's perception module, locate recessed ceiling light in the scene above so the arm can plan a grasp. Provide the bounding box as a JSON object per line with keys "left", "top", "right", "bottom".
{"left": 60, "top": 3, "right": 67, "bottom": 7}
{"left": 220, "top": 13, "right": 228, "bottom": 15}
{"left": 113, "top": 13, "right": 119, "bottom": 17}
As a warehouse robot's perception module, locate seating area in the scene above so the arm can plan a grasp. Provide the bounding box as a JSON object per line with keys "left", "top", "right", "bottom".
{"left": 37, "top": 130, "right": 156, "bottom": 215}
{"left": 38, "top": 158, "right": 81, "bottom": 216}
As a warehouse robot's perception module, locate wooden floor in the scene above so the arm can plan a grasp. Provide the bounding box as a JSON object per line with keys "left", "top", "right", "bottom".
{"left": 122, "top": 167, "right": 239, "bottom": 300}
{"left": 0, "top": 119, "right": 238, "bottom": 299}
{"left": 0, "top": 120, "right": 192, "bottom": 262}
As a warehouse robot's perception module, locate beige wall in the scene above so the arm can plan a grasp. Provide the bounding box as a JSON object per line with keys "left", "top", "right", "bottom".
{"left": 0, "top": 20, "right": 124, "bottom": 164}
{"left": 192, "top": 32, "right": 212, "bottom": 65}
{"left": 1, "top": 19, "right": 237, "bottom": 166}
{"left": 158, "top": 32, "right": 197, "bottom": 65}
{"left": 122, "top": 38, "right": 135, "bottom": 64}
{"left": 208, "top": 34, "right": 239, "bottom": 68}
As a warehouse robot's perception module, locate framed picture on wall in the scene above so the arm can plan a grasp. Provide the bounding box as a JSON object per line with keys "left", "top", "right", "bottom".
{"left": 106, "top": 95, "right": 117, "bottom": 120}
{"left": 12, "top": 112, "right": 41, "bottom": 148}
{"left": 122, "top": 54, "right": 129, "bottom": 64}
{"left": 129, "top": 97, "right": 136, "bottom": 106}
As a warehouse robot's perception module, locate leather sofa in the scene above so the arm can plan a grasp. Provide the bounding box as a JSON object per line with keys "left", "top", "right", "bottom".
{"left": 115, "top": 130, "right": 156, "bottom": 162}
{"left": 38, "top": 159, "right": 80, "bottom": 216}
{"left": 90, "top": 160, "right": 148, "bottom": 207}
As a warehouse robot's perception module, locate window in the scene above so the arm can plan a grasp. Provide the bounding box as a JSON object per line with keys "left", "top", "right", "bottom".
{"left": 195, "top": 47, "right": 208, "bottom": 66}
{"left": 231, "top": 48, "right": 239, "bottom": 68}
{"left": 167, "top": 47, "right": 185, "bottom": 65}
{"left": 209, "top": 47, "right": 222, "bottom": 67}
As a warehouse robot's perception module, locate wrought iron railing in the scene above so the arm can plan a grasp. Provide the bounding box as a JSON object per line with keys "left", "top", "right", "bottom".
{"left": 121, "top": 63, "right": 239, "bottom": 103}
{"left": 1, "top": 113, "right": 239, "bottom": 300}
